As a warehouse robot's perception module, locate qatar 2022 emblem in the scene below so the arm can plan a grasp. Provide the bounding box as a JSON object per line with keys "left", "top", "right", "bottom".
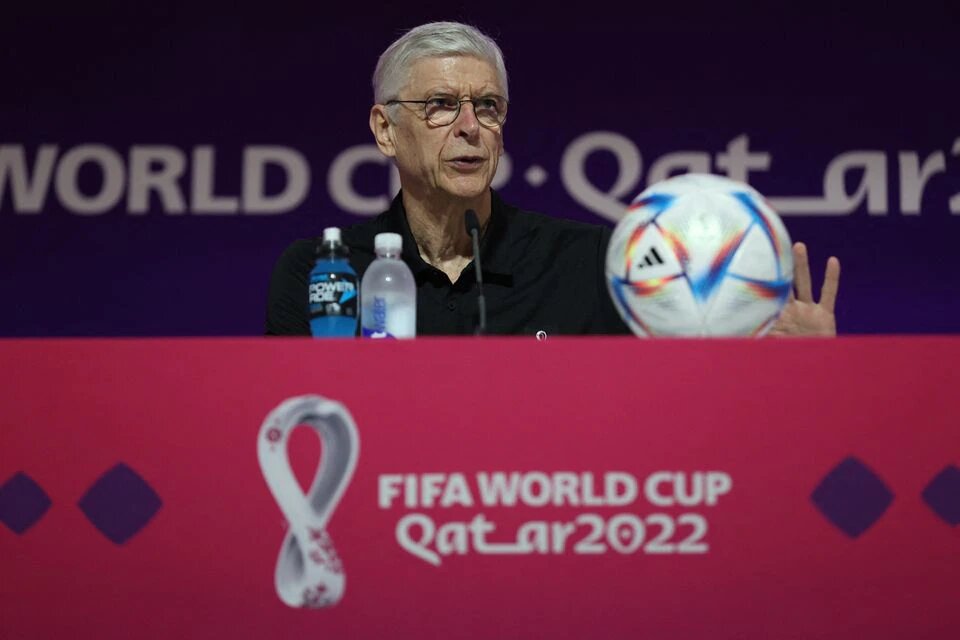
{"left": 257, "top": 395, "right": 359, "bottom": 608}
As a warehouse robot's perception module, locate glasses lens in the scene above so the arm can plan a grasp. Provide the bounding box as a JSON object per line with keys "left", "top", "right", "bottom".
{"left": 424, "top": 96, "right": 460, "bottom": 125}
{"left": 474, "top": 96, "right": 507, "bottom": 127}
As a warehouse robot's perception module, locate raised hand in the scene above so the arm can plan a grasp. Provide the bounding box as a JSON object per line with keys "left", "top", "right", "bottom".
{"left": 769, "top": 242, "right": 841, "bottom": 337}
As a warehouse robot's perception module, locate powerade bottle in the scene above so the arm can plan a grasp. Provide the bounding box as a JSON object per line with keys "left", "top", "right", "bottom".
{"left": 360, "top": 232, "right": 416, "bottom": 338}
{"left": 308, "top": 227, "right": 359, "bottom": 337}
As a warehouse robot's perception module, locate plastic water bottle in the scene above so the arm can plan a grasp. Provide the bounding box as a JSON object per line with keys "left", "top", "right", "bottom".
{"left": 309, "top": 227, "right": 359, "bottom": 337}
{"left": 360, "top": 232, "right": 416, "bottom": 338}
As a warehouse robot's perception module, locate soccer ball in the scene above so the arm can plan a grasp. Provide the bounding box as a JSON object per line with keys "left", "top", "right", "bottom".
{"left": 605, "top": 173, "right": 793, "bottom": 337}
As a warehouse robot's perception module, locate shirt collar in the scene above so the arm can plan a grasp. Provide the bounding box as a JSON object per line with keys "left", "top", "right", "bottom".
{"left": 384, "top": 190, "right": 516, "bottom": 280}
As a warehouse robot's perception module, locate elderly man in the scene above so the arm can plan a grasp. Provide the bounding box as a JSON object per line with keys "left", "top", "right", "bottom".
{"left": 266, "top": 21, "right": 839, "bottom": 337}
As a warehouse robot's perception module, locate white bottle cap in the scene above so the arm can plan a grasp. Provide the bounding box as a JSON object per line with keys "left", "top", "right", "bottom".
{"left": 374, "top": 232, "right": 402, "bottom": 253}
{"left": 323, "top": 227, "right": 341, "bottom": 243}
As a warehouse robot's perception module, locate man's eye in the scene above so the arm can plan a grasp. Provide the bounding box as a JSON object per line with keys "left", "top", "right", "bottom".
{"left": 426, "top": 96, "right": 458, "bottom": 110}
{"left": 476, "top": 97, "right": 499, "bottom": 111}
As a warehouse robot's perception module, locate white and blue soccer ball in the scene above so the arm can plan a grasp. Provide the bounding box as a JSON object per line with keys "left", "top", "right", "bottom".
{"left": 605, "top": 173, "right": 794, "bottom": 337}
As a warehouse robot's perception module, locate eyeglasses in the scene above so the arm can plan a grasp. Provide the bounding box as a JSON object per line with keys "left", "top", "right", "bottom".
{"left": 386, "top": 94, "right": 508, "bottom": 128}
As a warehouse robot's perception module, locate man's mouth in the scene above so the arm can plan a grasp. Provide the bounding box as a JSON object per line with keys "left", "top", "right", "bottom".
{"left": 448, "top": 155, "right": 485, "bottom": 168}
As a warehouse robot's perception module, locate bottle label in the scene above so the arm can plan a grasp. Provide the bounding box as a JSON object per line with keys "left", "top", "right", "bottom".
{"left": 361, "top": 296, "right": 396, "bottom": 338}
{"left": 361, "top": 327, "right": 397, "bottom": 339}
{"left": 309, "top": 262, "right": 358, "bottom": 338}
{"left": 309, "top": 274, "right": 358, "bottom": 315}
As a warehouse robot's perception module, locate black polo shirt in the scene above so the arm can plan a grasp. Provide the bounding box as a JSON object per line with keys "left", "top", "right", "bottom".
{"left": 265, "top": 190, "right": 630, "bottom": 336}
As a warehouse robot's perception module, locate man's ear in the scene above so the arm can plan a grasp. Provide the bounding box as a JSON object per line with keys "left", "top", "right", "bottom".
{"left": 369, "top": 105, "right": 397, "bottom": 158}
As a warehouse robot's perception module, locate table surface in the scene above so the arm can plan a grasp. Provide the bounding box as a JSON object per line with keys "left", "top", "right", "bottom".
{"left": 1, "top": 337, "right": 958, "bottom": 639}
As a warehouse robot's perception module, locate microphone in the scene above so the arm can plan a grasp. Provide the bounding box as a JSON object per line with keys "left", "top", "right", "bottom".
{"left": 464, "top": 209, "right": 487, "bottom": 335}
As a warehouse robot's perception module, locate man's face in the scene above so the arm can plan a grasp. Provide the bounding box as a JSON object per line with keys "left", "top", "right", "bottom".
{"left": 372, "top": 56, "right": 505, "bottom": 203}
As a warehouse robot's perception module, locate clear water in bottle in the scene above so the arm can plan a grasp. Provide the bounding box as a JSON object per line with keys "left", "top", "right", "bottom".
{"left": 360, "top": 232, "right": 416, "bottom": 338}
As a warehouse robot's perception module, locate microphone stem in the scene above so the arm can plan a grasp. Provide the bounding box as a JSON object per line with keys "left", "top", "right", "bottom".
{"left": 477, "top": 295, "right": 486, "bottom": 334}
{"left": 470, "top": 228, "right": 486, "bottom": 335}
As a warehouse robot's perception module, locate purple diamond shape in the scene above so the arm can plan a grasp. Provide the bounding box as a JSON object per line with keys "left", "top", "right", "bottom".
{"left": 811, "top": 457, "right": 893, "bottom": 538}
{"left": 0, "top": 472, "right": 51, "bottom": 534}
{"left": 922, "top": 465, "right": 960, "bottom": 526}
{"left": 78, "top": 463, "right": 162, "bottom": 544}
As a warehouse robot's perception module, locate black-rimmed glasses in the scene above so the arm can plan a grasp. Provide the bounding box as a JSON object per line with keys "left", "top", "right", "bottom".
{"left": 386, "top": 94, "right": 508, "bottom": 128}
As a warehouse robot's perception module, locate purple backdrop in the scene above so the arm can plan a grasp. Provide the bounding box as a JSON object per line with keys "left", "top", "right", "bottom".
{"left": 2, "top": 4, "right": 958, "bottom": 335}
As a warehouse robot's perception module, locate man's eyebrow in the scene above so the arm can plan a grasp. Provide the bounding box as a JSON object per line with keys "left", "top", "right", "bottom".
{"left": 474, "top": 88, "right": 505, "bottom": 98}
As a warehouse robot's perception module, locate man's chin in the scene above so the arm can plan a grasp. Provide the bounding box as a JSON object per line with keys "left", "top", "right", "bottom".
{"left": 440, "top": 177, "right": 491, "bottom": 202}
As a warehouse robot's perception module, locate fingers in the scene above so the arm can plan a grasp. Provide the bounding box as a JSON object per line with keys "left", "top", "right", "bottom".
{"left": 819, "top": 256, "right": 841, "bottom": 313}
{"left": 792, "top": 242, "right": 813, "bottom": 302}
{"left": 790, "top": 241, "right": 841, "bottom": 312}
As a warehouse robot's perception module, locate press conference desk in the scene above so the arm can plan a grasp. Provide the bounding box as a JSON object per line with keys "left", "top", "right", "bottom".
{"left": 1, "top": 337, "right": 957, "bottom": 639}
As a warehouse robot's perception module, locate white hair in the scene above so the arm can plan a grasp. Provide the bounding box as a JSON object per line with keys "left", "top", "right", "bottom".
{"left": 372, "top": 21, "right": 509, "bottom": 105}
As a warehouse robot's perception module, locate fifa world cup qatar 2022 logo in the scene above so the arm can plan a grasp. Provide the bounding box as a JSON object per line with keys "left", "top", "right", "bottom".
{"left": 257, "top": 395, "right": 359, "bottom": 608}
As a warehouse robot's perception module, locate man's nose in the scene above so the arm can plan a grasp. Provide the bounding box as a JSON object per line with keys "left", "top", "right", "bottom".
{"left": 453, "top": 100, "right": 481, "bottom": 136}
